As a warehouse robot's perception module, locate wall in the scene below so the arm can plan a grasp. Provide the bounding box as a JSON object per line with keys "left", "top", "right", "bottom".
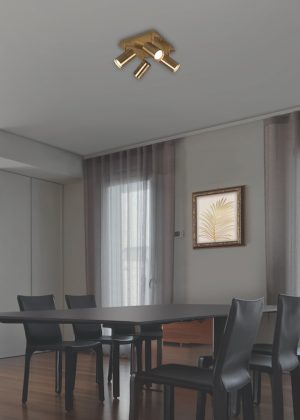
{"left": 63, "top": 181, "right": 86, "bottom": 339}
{"left": 61, "top": 122, "right": 267, "bottom": 306}
{"left": 61, "top": 121, "right": 272, "bottom": 340}
{"left": 63, "top": 180, "right": 86, "bottom": 300}
{"left": 31, "top": 179, "right": 63, "bottom": 308}
{"left": 61, "top": 122, "right": 274, "bottom": 341}
{"left": 174, "top": 121, "right": 266, "bottom": 304}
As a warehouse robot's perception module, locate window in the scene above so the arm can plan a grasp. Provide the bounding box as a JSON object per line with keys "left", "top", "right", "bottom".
{"left": 102, "top": 179, "right": 152, "bottom": 307}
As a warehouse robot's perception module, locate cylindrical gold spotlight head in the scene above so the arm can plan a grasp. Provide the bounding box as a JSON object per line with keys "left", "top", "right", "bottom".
{"left": 134, "top": 60, "right": 151, "bottom": 79}
{"left": 142, "top": 42, "right": 164, "bottom": 61}
{"left": 114, "top": 49, "right": 136, "bottom": 69}
{"left": 160, "top": 55, "right": 180, "bottom": 72}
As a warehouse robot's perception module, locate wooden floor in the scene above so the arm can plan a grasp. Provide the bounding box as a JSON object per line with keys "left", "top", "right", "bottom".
{"left": 0, "top": 344, "right": 294, "bottom": 420}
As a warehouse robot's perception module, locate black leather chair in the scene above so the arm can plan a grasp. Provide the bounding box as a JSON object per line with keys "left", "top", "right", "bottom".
{"left": 252, "top": 344, "right": 300, "bottom": 406}
{"left": 139, "top": 324, "right": 163, "bottom": 371}
{"left": 106, "top": 323, "right": 163, "bottom": 391}
{"left": 65, "top": 294, "right": 141, "bottom": 399}
{"left": 17, "top": 295, "right": 104, "bottom": 411}
{"left": 129, "top": 298, "right": 264, "bottom": 420}
{"left": 250, "top": 294, "right": 300, "bottom": 420}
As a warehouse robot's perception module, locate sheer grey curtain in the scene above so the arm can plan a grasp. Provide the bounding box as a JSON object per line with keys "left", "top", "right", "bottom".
{"left": 265, "top": 112, "right": 300, "bottom": 303}
{"left": 84, "top": 141, "right": 175, "bottom": 307}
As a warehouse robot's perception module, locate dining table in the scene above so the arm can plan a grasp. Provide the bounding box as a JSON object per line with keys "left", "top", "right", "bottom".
{"left": 0, "top": 303, "right": 276, "bottom": 415}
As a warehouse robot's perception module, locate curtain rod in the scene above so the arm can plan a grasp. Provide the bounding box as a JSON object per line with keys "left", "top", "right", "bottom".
{"left": 84, "top": 105, "right": 300, "bottom": 159}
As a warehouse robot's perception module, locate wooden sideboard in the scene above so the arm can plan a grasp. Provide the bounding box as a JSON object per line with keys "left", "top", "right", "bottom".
{"left": 163, "top": 319, "right": 212, "bottom": 345}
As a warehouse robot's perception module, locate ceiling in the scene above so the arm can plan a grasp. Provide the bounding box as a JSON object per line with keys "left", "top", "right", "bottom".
{"left": 0, "top": 0, "right": 300, "bottom": 156}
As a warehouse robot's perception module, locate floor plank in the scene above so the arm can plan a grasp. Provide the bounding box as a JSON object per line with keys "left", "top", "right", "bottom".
{"left": 0, "top": 344, "right": 294, "bottom": 419}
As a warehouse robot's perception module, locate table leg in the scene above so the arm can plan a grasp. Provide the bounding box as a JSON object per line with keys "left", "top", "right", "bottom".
{"left": 145, "top": 339, "right": 152, "bottom": 372}
{"left": 164, "top": 385, "right": 174, "bottom": 420}
{"left": 157, "top": 337, "right": 163, "bottom": 367}
{"left": 108, "top": 345, "right": 113, "bottom": 383}
{"left": 213, "top": 316, "right": 227, "bottom": 358}
{"left": 145, "top": 338, "right": 152, "bottom": 388}
{"left": 112, "top": 343, "right": 120, "bottom": 398}
{"left": 135, "top": 340, "right": 142, "bottom": 372}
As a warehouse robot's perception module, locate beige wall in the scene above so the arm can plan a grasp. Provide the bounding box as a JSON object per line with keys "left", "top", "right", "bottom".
{"left": 174, "top": 121, "right": 266, "bottom": 304}
{"left": 63, "top": 181, "right": 86, "bottom": 339}
{"left": 62, "top": 123, "right": 268, "bottom": 311}
{"left": 62, "top": 122, "right": 273, "bottom": 340}
{"left": 63, "top": 181, "right": 86, "bottom": 300}
{"left": 31, "top": 179, "right": 63, "bottom": 308}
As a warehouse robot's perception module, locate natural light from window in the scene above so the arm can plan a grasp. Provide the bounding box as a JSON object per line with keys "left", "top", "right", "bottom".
{"left": 104, "top": 180, "right": 151, "bottom": 307}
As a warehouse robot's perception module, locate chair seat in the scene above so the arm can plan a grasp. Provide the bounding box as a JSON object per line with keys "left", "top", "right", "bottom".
{"left": 250, "top": 353, "right": 273, "bottom": 372}
{"left": 100, "top": 335, "right": 139, "bottom": 345}
{"left": 140, "top": 325, "right": 162, "bottom": 334}
{"left": 32, "top": 340, "right": 102, "bottom": 352}
{"left": 253, "top": 343, "right": 300, "bottom": 357}
{"left": 137, "top": 364, "right": 213, "bottom": 391}
{"left": 253, "top": 343, "right": 273, "bottom": 355}
{"left": 139, "top": 331, "right": 163, "bottom": 339}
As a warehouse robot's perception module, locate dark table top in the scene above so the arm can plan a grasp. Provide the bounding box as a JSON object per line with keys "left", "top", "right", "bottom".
{"left": 0, "top": 303, "right": 276, "bottom": 326}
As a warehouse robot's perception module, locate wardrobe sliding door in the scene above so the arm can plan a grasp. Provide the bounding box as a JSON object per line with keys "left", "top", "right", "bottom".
{"left": 0, "top": 172, "right": 31, "bottom": 357}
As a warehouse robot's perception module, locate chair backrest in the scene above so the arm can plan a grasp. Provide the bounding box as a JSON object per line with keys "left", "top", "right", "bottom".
{"left": 213, "top": 298, "right": 264, "bottom": 392}
{"left": 17, "top": 295, "right": 62, "bottom": 347}
{"left": 65, "top": 294, "right": 102, "bottom": 340}
{"left": 272, "top": 294, "right": 300, "bottom": 372}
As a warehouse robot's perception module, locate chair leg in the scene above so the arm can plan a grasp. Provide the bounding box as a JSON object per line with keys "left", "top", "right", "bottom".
{"left": 145, "top": 339, "right": 152, "bottom": 388}
{"left": 270, "top": 371, "right": 284, "bottom": 420}
{"left": 252, "top": 370, "right": 261, "bottom": 405}
{"left": 198, "top": 356, "right": 214, "bottom": 369}
{"left": 108, "top": 345, "right": 113, "bottom": 383}
{"left": 212, "top": 387, "right": 229, "bottom": 420}
{"left": 71, "top": 352, "right": 77, "bottom": 391}
{"left": 291, "top": 365, "right": 300, "bottom": 419}
{"left": 196, "top": 391, "right": 206, "bottom": 420}
{"left": 135, "top": 340, "right": 142, "bottom": 373}
{"left": 112, "top": 342, "right": 120, "bottom": 398}
{"left": 129, "top": 373, "right": 140, "bottom": 420}
{"left": 164, "top": 385, "right": 174, "bottom": 420}
{"left": 22, "top": 349, "right": 32, "bottom": 404}
{"left": 65, "top": 349, "right": 74, "bottom": 411}
{"left": 157, "top": 338, "right": 163, "bottom": 367}
{"left": 145, "top": 339, "right": 152, "bottom": 371}
{"left": 95, "top": 346, "right": 105, "bottom": 402}
{"left": 242, "top": 383, "right": 255, "bottom": 420}
{"left": 130, "top": 343, "right": 136, "bottom": 374}
{"left": 229, "top": 391, "right": 240, "bottom": 417}
{"left": 55, "top": 350, "right": 62, "bottom": 394}
{"left": 96, "top": 347, "right": 99, "bottom": 384}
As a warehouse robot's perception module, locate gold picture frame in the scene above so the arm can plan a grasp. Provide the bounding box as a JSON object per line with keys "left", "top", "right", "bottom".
{"left": 192, "top": 186, "right": 245, "bottom": 249}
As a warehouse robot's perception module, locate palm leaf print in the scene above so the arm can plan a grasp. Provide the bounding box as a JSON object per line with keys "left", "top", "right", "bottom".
{"left": 198, "top": 197, "right": 235, "bottom": 242}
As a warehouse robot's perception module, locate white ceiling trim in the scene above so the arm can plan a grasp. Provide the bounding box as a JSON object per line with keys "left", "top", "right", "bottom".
{"left": 84, "top": 105, "right": 300, "bottom": 159}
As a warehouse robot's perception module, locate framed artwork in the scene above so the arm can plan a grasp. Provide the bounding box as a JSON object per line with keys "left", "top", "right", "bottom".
{"left": 192, "top": 186, "right": 245, "bottom": 249}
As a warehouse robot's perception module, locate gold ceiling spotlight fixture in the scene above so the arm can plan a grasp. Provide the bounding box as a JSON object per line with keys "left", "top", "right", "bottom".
{"left": 142, "top": 42, "right": 164, "bottom": 61}
{"left": 134, "top": 60, "right": 151, "bottom": 79}
{"left": 114, "top": 49, "right": 136, "bottom": 69}
{"left": 114, "top": 30, "right": 180, "bottom": 79}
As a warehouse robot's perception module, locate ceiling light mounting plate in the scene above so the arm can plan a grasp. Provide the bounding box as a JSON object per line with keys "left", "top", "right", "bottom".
{"left": 119, "top": 30, "right": 174, "bottom": 60}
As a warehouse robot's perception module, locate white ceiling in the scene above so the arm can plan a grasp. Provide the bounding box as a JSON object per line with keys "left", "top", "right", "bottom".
{"left": 0, "top": 0, "right": 300, "bottom": 156}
